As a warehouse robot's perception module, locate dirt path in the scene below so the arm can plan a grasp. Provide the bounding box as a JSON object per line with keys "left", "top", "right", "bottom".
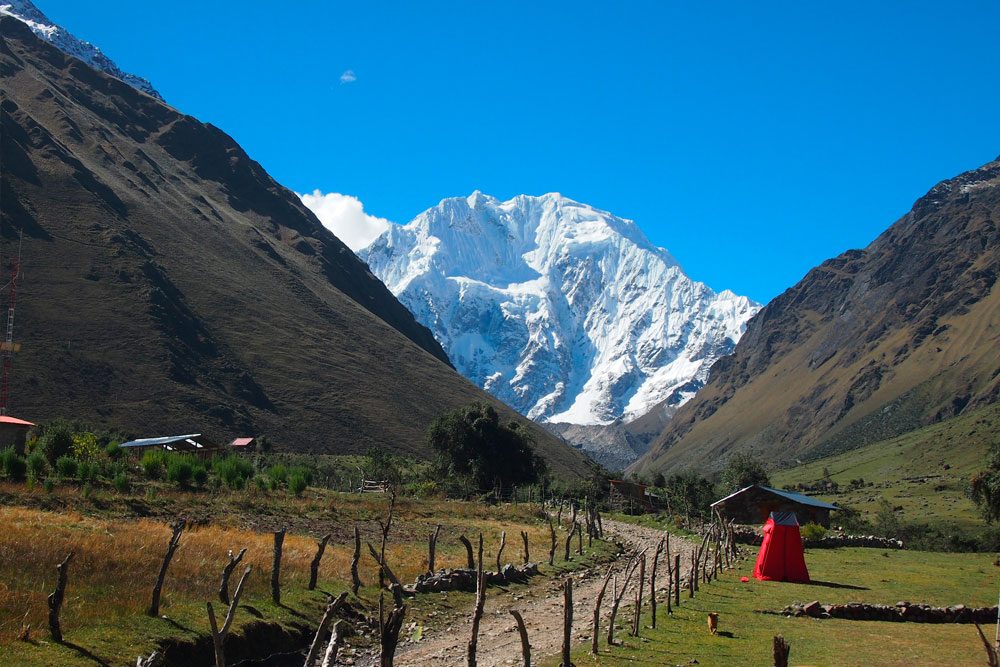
{"left": 391, "top": 519, "right": 699, "bottom": 667}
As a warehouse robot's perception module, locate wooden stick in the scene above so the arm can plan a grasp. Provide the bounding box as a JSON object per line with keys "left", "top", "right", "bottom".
{"left": 665, "top": 535, "right": 672, "bottom": 615}
{"left": 592, "top": 564, "right": 615, "bottom": 655}
{"left": 207, "top": 565, "right": 251, "bottom": 667}
{"left": 576, "top": 522, "right": 583, "bottom": 555}
{"left": 272, "top": 528, "right": 286, "bottom": 604}
{"left": 379, "top": 589, "right": 406, "bottom": 667}
{"left": 674, "top": 553, "right": 681, "bottom": 608}
{"left": 560, "top": 579, "right": 573, "bottom": 667}
{"left": 378, "top": 490, "right": 396, "bottom": 589}
{"left": 773, "top": 635, "right": 791, "bottom": 667}
{"left": 321, "top": 620, "right": 345, "bottom": 667}
{"left": 219, "top": 548, "right": 247, "bottom": 604}
{"left": 47, "top": 552, "right": 73, "bottom": 642}
{"left": 459, "top": 534, "right": 476, "bottom": 569}
{"left": 564, "top": 523, "right": 574, "bottom": 561}
{"left": 309, "top": 534, "right": 331, "bottom": 591}
{"left": 496, "top": 530, "right": 507, "bottom": 572}
{"left": 304, "top": 592, "right": 348, "bottom": 667}
{"left": 428, "top": 524, "right": 442, "bottom": 574}
{"left": 148, "top": 520, "right": 184, "bottom": 617}
{"left": 351, "top": 525, "right": 362, "bottom": 595}
{"left": 521, "top": 530, "right": 530, "bottom": 565}
{"left": 650, "top": 538, "right": 664, "bottom": 628}
{"left": 368, "top": 542, "right": 404, "bottom": 598}
{"left": 547, "top": 517, "right": 557, "bottom": 566}
{"left": 631, "top": 554, "right": 646, "bottom": 637}
{"left": 468, "top": 534, "right": 486, "bottom": 667}
{"left": 607, "top": 552, "right": 642, "bottom": 646}
{"left": 510, "top": 610, "right": 531, "bottom": 667}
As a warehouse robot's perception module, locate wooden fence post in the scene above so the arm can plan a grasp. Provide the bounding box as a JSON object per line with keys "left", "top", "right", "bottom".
{"left": 468, "top": 534, "right": 486, "bottom": 667}
{"left": 521, "top": 530, "right": 530, "bottom": 564}
{"left": 607, "top": 552, "right": 642, "bottom": 646}
{"left": 304, "top": 592, "right": 348, "bottom": 667}
{"left": 148, "top": 520, "right": 185, "bottom": 617}
{"left": 351, "top": 525, "right": 362, "bottom": 595}
{"left": 674, "top": 554, "right": 681, "bottom": 607}
{"left": 428, "top": 524, "right": 442, "bottom": 574}
{"left": 773, "top": 635, "right": 790, "bottom": 667}
{"left": 272, "top": 528, "right": 286, "bottom": 604}
{"left": 592, "top": 564, "right": 615, "bottom": 655}
{"left": 547, "top": 518, "right": 557, "bottom": 566}
{"left": 219, "top": 548, "right": 247, "bottom": 604}
{"left": 576, "top": 522, "right": 583, "bottom": 556}
{"left": 564, "top": 524, "right": 574, "bottom": 561}
{"left": 560, "top": 579, "right": 574, "bottom": 667}
{"left": 650, "top": 538, "right": 664, "bottom": 628}
{"left": 47, "top": 552, "right": 73, "bottom": 642}
{"left": 510, "top": 610, "right": 531, "bottom": 667}
{"left": 321, "top": 620, "right": 345, "bottom": 667}
{"left": 459, "top": 534, "right": 476, "bottom": 569}
{"left": 631, "top": 554, "right": 646, "bottom": 637}
{"left": 379, "top": 588, "right": 406, "bottom": 667}
{"left": 496, "top": 530, "right": 507, "bottom": 572}
{"left": 206, "top": 565, "right": 251, "bottom": 667}
{"left": 309, "top": 534, "right": 331, "bottom": 591}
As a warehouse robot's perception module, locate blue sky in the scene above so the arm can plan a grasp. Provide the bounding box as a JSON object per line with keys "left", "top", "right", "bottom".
{"left": 37, "top": 0, "right": 1000, "bottom": 303}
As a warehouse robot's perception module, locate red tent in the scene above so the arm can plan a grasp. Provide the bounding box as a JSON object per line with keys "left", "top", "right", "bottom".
{"left": 753, "top": 511, "right": 810, "bottom": 582}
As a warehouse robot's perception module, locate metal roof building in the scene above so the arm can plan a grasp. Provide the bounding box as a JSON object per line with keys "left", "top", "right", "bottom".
{"left": 119, "top": 433, "right": 220, "bottom": 454}
{"left": 711, "top": 484, "right": 838, "bottom": 527}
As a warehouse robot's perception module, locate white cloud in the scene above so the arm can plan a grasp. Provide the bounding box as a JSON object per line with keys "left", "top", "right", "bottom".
{"left": 299, "top": 190, "right": 392, "bottom": 251}
{"left": 339, "top": 69, "right": 357, "bottom": 84}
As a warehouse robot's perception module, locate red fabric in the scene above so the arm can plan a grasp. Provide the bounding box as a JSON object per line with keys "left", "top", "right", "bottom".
{"left": 753, "top": 517, "right": 810, "bottom": 582}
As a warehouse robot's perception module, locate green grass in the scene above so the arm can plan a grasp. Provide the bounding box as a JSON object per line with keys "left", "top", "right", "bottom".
{"left": 548, "top": 546, "right": 1000, "bottom": 667}
{"left": 772, "top": 402, "right": 1000, "bottom": 532}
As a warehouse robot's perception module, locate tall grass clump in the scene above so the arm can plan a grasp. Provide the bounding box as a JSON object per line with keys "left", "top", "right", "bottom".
{"left": 214, "top": 455, "right": 254, "bottom": 490}
{"left": 141, "top": 449, "right": 169, "bottom": 480}
{"left": 0, "top": 447, "right": 27, "bottom": 482}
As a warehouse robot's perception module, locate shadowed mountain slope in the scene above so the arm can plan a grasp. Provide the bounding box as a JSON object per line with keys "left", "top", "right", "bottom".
{"left": 0, "top": 17, "right": 593, "bottom": 478}
{"left": 634, "top": 155, "right": 1000, "bottom": 475}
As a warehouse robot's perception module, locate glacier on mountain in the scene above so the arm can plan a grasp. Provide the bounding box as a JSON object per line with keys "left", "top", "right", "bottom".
{"left": 357, "top": 192, "right": 759, "bottom": 425}
{"left": 1, "top": 0, "right": 162, "bottom": 100}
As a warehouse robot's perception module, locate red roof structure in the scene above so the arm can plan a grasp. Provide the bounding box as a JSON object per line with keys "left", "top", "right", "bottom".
{"left": 229, "top": 437, "right": 256, "bottom": 448}
{"left": 0, "top": 415, "right": 34, "bottom": 427}
{"left": 753, "top": 511, "right": 810, "bottom": 583}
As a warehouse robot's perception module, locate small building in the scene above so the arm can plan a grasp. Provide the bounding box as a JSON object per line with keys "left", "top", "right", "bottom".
{"left": 711, "top": 484, "right": 837, "bottom": 527}
{"left": 228, "top": 437, "right": 256, "bottom": 452}
{"left": 119, "top": 433, "right": 220, "bottom": 457}
{"left": 0, "top": 415, "right": 35, "bottom": 454}
{"left": 609, "top": 479, "right": 654, "bottom": 513}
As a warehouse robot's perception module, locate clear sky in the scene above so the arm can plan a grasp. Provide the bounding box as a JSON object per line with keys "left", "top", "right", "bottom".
{"left": 35, "top": 0, "right": 1000, "bottom": 303}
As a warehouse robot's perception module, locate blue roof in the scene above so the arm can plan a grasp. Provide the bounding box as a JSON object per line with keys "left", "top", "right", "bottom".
{"left": 119, "top": 434, "right": 217, "bottom": 450}
{"left": 712, "top": 484, "right": 838, "bottom": 510}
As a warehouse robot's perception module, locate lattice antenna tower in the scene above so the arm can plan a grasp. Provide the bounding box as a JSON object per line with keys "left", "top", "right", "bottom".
{"left": 0, "top": 229, "right": 24, "bottom": 415}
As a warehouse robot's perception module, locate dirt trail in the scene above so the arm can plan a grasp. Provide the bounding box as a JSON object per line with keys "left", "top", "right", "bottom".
{"left": 392, "top": 519, "right": 699, "bottom": 667}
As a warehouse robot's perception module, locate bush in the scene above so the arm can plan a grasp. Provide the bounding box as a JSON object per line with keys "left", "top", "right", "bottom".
{"left": 43, "top": 477, "right": 55, "bottom": 493}
{"left": 105, "top": 442, "right": 123, "bottom": 461}
{"left": 720, "top": 451, "right": 770, "bottom": 493}
{"left": 266, "top": 464, "right": 288, "bottom": 487}
{"left": 55, "top": 455, "right": 79, "bottom": 479}
{"left": 1, "top": 447, "right": 27, "bottom": 482}
{"left": 77, "top": 460, "right": 99, "bottom": 484}
{"left": 166, "top": 456, "right": 194, "bottom": 488}
{"left": 39, "top": 424, "right": 74, "bottom": 464}
{"left": 26, "top": 451, "right": 47, "bottom": 481}
{"left": 141, "top": 449, "right": 168, "bottom": 480}
{"left": 213, "top": 456, "right": 254, "bottom": 490}
{"left": 289, "top": 465, "right": 313, "bottom": 487}
{"left": 71, "top": 432, "right": 103, "bottom": 462}
{"left": 288, "top": 473, "right": 307, "bottom": 497}
{"left": 800, "top": 522, "right": 828, "bottom": 541}
{"left": 112, "top": 472, "right": 129, "bottom": 493}
{"left": 405, "top": 480, "right": 441, "bottom": 499}
{"left": 192, "top": 464, "right": 208, "bottom": 487}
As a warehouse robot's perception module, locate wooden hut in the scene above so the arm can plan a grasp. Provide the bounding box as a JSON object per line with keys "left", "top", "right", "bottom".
{"left": 711, "top": 484, "right": 837, "bottom": 527}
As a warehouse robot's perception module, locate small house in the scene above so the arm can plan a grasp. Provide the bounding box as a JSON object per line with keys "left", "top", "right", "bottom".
{"left": 609, "top": 479, "right": 654, "bottom": 513}
{"left": 119, "top": 433, "right": 220, "bottom": 457}
{"left": 711, "top": 484, "right": 837, "bottom": 527}
{"left": 0, "top": 415, "right": 35, "bottom": 454}
{"left": 228, "top": 437, "right": 256, "bottom": 452}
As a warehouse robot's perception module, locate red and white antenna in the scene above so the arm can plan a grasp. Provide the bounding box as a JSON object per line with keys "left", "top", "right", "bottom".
{"left": 0, "top": 230, "right": 23, "bottom": 416}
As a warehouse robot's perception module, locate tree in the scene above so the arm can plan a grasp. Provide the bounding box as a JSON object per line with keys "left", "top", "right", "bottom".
{"left": 428, "top": 402, "right": 547, "bottom": 491}
{"left": 652, "top": 471, "right": 666, "bottom": 488}
{"left": 971, "top": 440, "right": 1000, "bottom": 523}
{"left": 720, "top": 451, "right": 770, "bottom": 493}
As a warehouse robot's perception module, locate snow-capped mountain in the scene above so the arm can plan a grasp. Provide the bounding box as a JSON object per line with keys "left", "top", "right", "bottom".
{"left": 358, "top": 192, "right": 759, "bottom": 425}
{"left": 1, "top": 0, "right": 161, "bottom": 100}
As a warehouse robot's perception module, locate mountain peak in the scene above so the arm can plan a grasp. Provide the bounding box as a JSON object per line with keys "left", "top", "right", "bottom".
{"left": 0, "top": 0, "right": 162, "bottom": 100}
{"left": 359, "top": 193, "right": 759, "bottom": 425}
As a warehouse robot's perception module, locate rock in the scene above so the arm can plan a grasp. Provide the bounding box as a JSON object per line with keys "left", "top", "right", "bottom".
{"left": 803, "top": 600, "right": 823, "bottom": 617}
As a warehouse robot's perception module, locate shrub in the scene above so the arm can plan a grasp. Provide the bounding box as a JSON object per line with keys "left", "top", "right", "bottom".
{"left": 55, "top": 455, "right": 79, "bottom": 479}
{"left": 720, "top": 451, "right": 770, "bottom": 493}
{"left": 266, "top": 464, "right": 288, "bottom": 487}
{"left": 254, "top": 475, "right": 268, "bottom": 492}
{"left": 289, "top": 465, "right": 313, "bottom": 487}
{"left": 26, "top": 451, "right": 47, "bottom": 481}
{"left": 166, "top": 457, "right": 194, "bottom": 488}
{"left": 112, "top": 472, "right": 129, "bottom": 493}
{"left": 77, "top": 460, "right": 99, "bottom": 484}
{"left": 43, "top": 477, "right": 55, "bottom": 493}
{"left": 71, "top": 432, "right": 103, "bottom": 462}
{"left": 39, "top": 424, "right": 74, "bottom": 464}
{"left": 213, "top": 456, "right": 254, "bottom": 490}
{"left": 801, "top": 522, "right": 828, "bottom": 541}
{"left": 288, "top": 473, "right": 307, "bottom": 497}
{"left": 105, "top": 442, "right": 123, "bottom": 460}
{"left": 1, "top": 447, "right": 27, "bottom": 482}
{"left": 141, "top": 449, "right": 168, "bottom": 480}
{"left": 192, "top": 464, "right": 208, "bottom": 487}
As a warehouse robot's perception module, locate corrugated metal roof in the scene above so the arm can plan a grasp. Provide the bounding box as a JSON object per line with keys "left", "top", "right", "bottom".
{"left": 119, "top": 434, "right": 218, "bottom": 451}
{"left": 0, "top": 415, "right": 35, "bottom": 427}
{"left": 711, "top": 484, "right": 838, "bottom": 510}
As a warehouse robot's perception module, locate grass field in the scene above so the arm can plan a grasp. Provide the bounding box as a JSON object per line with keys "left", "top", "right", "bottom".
{"left": 550, "top": 546, "right": 1000, "bottom": 667}
{"left": 0, "top": 486, "right": 614, "bottom": 666}
{"left": 772, "top": 402, "right": 999, "bottom": 534}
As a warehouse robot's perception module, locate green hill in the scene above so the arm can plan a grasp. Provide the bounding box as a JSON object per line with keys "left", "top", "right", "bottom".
{"left": 772, "top": 402, "right": 999, "bottom": 541}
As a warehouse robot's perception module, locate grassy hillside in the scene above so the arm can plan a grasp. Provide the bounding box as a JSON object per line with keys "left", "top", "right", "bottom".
{"left": 772, "top": 402, "right": 1000, "bottom": 536}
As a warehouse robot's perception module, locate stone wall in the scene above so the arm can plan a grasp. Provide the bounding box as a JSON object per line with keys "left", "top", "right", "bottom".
{"left": 771, "top": 600, "right": 997, "bottom": 623}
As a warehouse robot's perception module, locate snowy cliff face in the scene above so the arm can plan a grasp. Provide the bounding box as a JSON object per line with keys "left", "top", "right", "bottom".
{"left": 1, "top": 0, "right": 162, "bottom": 100}
{"left": 359, "top": 193, "right": 759, "bottom": 425}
